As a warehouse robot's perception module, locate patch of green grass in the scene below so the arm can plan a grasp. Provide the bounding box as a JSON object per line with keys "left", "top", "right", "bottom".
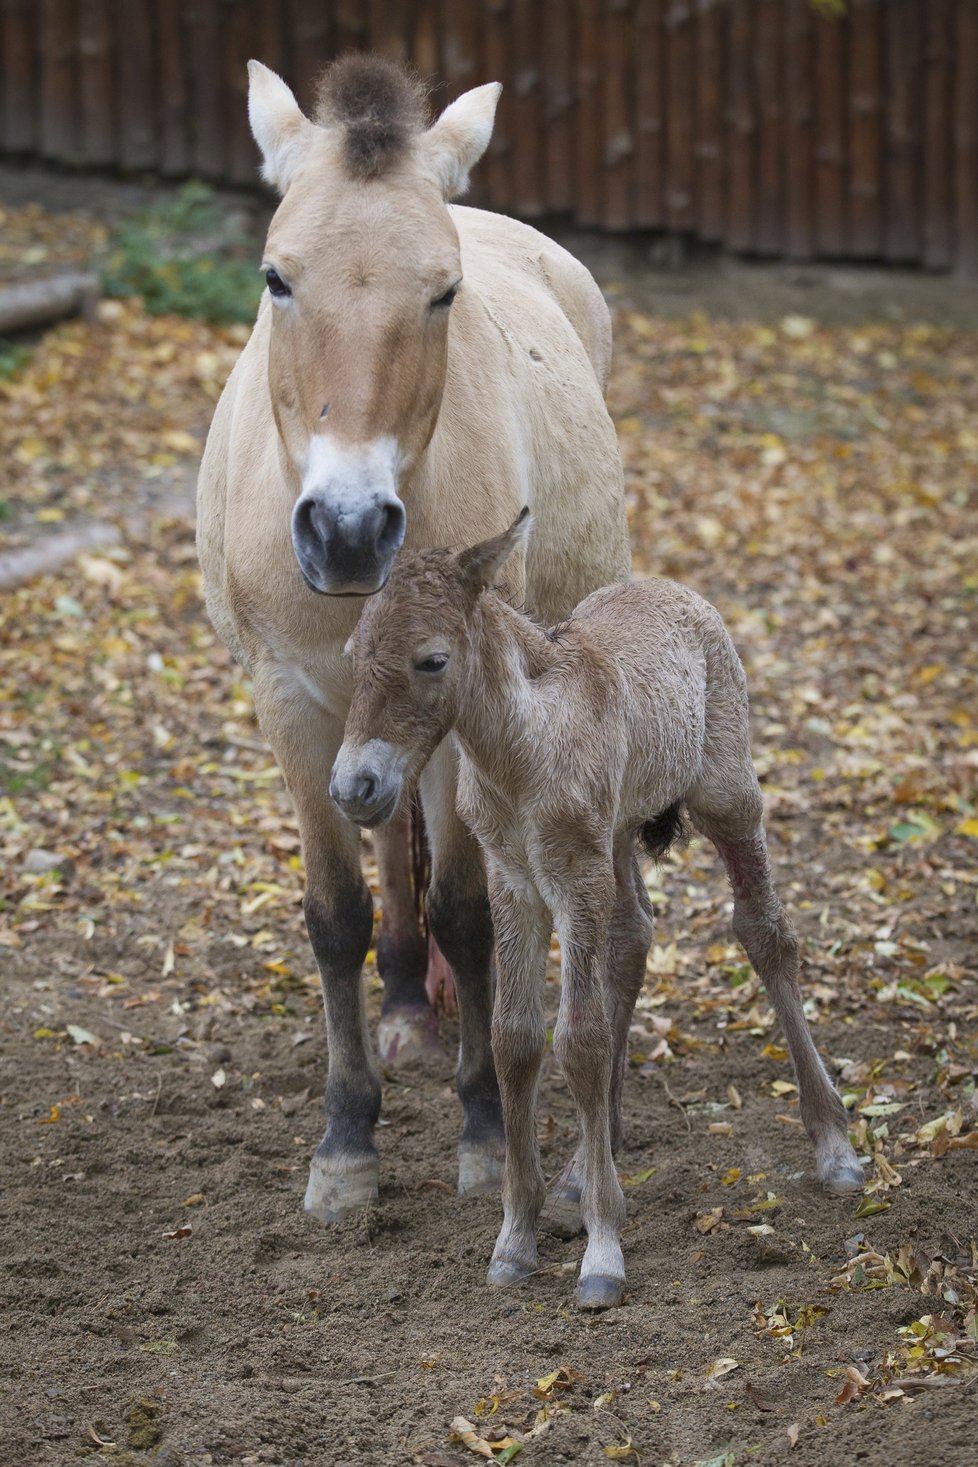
{"left": 102, "top": 181, "right": 263, "bottom": 325}
{"left": 0, "top": 340, "right": 31, "bottom": 380}
{"left": 0, "top": 500, "right": 12, "bottom": 522}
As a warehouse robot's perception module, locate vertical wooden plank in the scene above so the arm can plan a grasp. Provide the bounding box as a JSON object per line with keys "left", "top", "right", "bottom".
{"left": 333, "top": 0, "right": 367, "bottom": 56}
{"left": 511, "top": 0, "right": 544, "bottom": 215}
{"left": 884, "top": 0, "right": 922, "bottom": 262}
{"left": 483, "top": 0, "right": 514, "bottom": 216}
{"left": 784, "top": 0, "right": 814, "bottom": 260}
{"left": 574, "top": 0, "right": 602, "bottom": 226}
{"left": 664, "top": 0, "right": 693, "bottom": 232}
{"left": 225, "top": 0, "right": 257, "bottom": 184}
{"left": 412, "top": 0, "right": 440, "bottom": 83}
{"left": 602, "top": 0, "right": 632, "bottom": 228}
{"left": 923, "top": 0, "right": 953, "bottom": 269}
{"left": 77, "top": 0, "right": 113, "bottom": 164}
{"left": 368, "top": 0, "right": 409, "bottom": 64}
{"left": 156, "top": 0, "right": 190, "bottom": 176}
{"left": 288, "top": 0, "right": 330, "bottom": 114}
{"left": 188, "top": 0, "right": 224, "bottom": 178}
{"left": 847, "top": 0, "right": 882, "bottom": 257}
{"left": 814, "top": 6, "right": 846, "bottom": 257}
{"left": 754, "top": 0, "right": 783, "bottom": 254}
{"left": 3, "top": 0, "right": 41, "bottom": 152}
{"left": 116, "top": 0, "right": 156, "bottom": 171}
{"left": 543, "top": 0, "right": 574, "bottom": 213}
{"left": 254, "top": 0, "right": 288, "bottom": 79}
{"left": 40, "top": 0, "right": 78, "bottom": 161}
{"left": 955, "top": 0, "right": 978, "bottom": 276}
{"left": 694, "top": 0, "right": 724, "bottom": 242}
{"left": 726, "top": 0, "right": 754, "bottom": 251}
{"left": 441, "top": 0, "right": 486, "bottom": 207}
{"left": 634, "top": 0, "right": 664, "bottom": 228}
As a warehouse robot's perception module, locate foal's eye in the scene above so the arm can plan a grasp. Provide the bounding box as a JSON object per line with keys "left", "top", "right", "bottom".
{"left": 414, "top": 653, "right": 449, "bottom": 674}
{"left": 265, "top": 267, "right": 291, "bottom": 299}
{"left": 430, "top": 284, "right": 458, "bottom": 311}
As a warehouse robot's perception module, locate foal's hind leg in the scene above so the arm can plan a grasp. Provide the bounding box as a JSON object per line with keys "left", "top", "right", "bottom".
{"left": 546, "top": 851, "right": 652, "bottom": 1239}
{"left": 689, "top": 780, "right": 862, "bottom": 1195}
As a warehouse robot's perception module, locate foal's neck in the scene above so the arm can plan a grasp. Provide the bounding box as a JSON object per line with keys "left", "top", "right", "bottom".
{"left": 455, "top": 592, "right": 562, "bottom": 770}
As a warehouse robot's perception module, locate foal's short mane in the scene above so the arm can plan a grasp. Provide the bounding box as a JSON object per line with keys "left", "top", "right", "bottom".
{"left": 314, "top": 54, "right": 429, "bottom": 179}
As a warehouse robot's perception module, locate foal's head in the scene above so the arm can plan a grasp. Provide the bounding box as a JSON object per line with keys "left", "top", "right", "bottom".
{"left": 248, "top": 54, "right": 501, "bottom": 597}
{"left": 331, "top": 511, "right": 529, "bottom": 827}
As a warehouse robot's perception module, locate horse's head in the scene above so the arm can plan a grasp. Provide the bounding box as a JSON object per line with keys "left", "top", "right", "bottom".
{"left": 248, "top": 55, "right": 501, "bottom": 597}
{"left": 331, "top": 511, "right": 530, "bottom": 828}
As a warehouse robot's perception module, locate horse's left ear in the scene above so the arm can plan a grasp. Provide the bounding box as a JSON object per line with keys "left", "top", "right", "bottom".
{"left": 421, "top": 82, "right": 502, "bottom": 199}
{"left": 457, "top": 507, "right": 531, "bottom": 594}
{"left": 248, "top": 60, "right": 313, "bottom": 193}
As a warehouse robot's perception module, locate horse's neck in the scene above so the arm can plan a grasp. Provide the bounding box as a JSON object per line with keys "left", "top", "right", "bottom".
{"left": 455, "top": 594, "right": 562, "bottom": 780}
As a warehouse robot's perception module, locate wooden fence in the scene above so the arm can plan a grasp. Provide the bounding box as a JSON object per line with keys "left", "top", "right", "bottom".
{"left": 1, "top": 1, "right": 977, "bottom": 275}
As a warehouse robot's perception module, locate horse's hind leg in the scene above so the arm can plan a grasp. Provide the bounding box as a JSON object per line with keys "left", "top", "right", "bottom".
{"left": 419, "top": 740, "right": 504, "bottom": 1195}
{"left": 374, "top": 812, "right": 439, "bottom": 1064}
{"left": 253, "top": 674, "right": 381, "bottom": 1223}
{"left": 688, "top": 775, "right": 862, "bottom": 1196}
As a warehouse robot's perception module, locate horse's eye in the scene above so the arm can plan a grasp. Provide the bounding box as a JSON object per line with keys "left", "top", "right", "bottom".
{"left": 431, "top": 285, "right": 457, "bottom": 311}
{"left": 265, "top": 267, "right": 291, "bottom": 299}
{"left": 415, "top": 653, "right": 449, "bottom": 674}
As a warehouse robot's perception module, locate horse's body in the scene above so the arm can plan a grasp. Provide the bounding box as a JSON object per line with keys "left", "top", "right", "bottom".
{"left": 196, "top": 56, "right": 629, "bottom": 1221}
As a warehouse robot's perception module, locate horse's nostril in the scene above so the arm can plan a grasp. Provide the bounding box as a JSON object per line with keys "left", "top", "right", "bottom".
{"left": 357, "top": 772, "right": 377, "bottom": 805}
{"left": 294, "top": 496, "right": 318, "bottom": 548}
{"left": 377, "top": 501, "right": 405, "bottom": 554}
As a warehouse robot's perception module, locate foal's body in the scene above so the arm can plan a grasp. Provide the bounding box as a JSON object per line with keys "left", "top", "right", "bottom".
{"left": 333, "top": 519, "right": 864, "bottom": 1308}
{"left": 196, "top": 58, "right": 628, "bottom": 1222}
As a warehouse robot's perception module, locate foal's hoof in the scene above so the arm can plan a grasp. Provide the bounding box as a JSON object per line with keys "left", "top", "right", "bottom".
{"left": 576, "top": 1274, "right": 625, "bottom": 1311}
{"left": 377, "top": 1006, "right": 441, "bottom": 1066}
{"left": 487, "top": 1256, "right": 534, "bottom": 1289}
{"left": 820, "top": 1156, "right": 865, "bottom": 1196}
{"left": 543, "top": 1192, "right": 584, "bottom": 1239}
{"left": 458, "top": 1144, "right": 504, "bottom": 1197}
{"left": 304, "top": 1154, "right": 379, "bottom": 1223}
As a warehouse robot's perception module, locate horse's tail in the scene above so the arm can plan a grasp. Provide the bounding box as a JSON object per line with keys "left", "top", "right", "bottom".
{"left": 639, "top": 801, "right": 688, "bottom": 862}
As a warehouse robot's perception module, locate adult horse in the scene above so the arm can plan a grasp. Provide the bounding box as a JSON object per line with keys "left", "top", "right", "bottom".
{"left": 196, "top": 55, "right": 629, "bottom": 1223}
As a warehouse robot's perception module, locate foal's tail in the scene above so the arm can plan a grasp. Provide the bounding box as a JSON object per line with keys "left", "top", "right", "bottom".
{"left": 639, "top": 801, "right": 688, "bottom": 862}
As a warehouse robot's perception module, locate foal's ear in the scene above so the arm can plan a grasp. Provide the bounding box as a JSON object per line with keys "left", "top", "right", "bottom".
{"left": 457, "top": 508, "right": 531, "bottom": 594}
{"left": 248, "top": 60, "right": 312, "bottom": 193}
{"left": 421, "top": 82, "right": 502, "bottom": 199}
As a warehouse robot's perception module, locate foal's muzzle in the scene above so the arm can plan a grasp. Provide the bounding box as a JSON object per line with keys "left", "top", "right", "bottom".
{"left": 292, "top": 490, "right": 405, "bottom": 597}
{"left": 330, "top": 740, "right": 406, "bottom": 828}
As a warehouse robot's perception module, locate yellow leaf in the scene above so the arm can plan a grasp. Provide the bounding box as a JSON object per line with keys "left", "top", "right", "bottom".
{"left": 956, "top": 818, "right": 978, "bottom": 839}
{"left": 603, "top": 1441, "right": 637, "bottom": 1461}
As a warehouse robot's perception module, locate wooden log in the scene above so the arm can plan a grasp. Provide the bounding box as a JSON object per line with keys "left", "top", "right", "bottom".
{"left": 225, "top": 0, "right": 257, "bottom": 185}
{"left": 694, "top": 0, "right": 723, "bottom": 243}
{"left": 665, "top": 0, "right": 693, "bottom": 233}
{"left": 847, "top": 0, "right": 882, "bottom": 257}
{"left": 923, "top": 0, "right": 954, "bottom": 270}
{"left": 814, "top": 7, "right": 846, "bottom": 257}
{"left": 543, "top": 0, "right": 575, "bottom": 214}
{"left": 117, "top": 0, "right": 156, "bottom": 171}
{"left": 883, "top": 0, "right": 922, "bottom": 263}
{"left": 955, "top": 0, "right": 978, "bottom": 276}
{"left": 634, "top": 0, "right": 664, "bottom": 229}
{"left": 602, "top": 0, "right": 632, "bottom": 230}
{"left": 189, "top": 0, "right": 225, "bottom": 178}
{"left": 512, "top": 0, "right": 544, "bottom": 216}
{"left": 0, "top": 273, "right": 100, "bottom": 335}
{"left": 39, "top": 0, "right": 77, "bottom": 161}
{"left": 784, "top": 0, "right": 814, "bottom": 260}
{"left": 2, "top": 0, "right": 39, "bottom": 153}
{"left": 754, "top": 0, "right": 784, "bottom": 255}
{"left": 484, "top": 0, "right": 514, "bottom": 216}
{"left": 155, "top": 0, "right": 190, "bottom": 177}
{"left": 726, "top": 0, "right": 753, "bottom": 252}
{"left": 77, "top": 0, "right": 114, "bottom": 165}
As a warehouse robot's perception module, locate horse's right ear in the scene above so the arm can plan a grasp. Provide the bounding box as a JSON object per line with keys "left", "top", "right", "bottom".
{"left": 457, "top": 508, "right": 531, "bottom": 594}
{"left": 421, "top": 82, "right": 502, "bottom": 198}
{"left": 248, "top": 61, "right": 311, "bottom": 193}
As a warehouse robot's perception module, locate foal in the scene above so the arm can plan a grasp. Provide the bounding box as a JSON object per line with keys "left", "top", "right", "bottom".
{"left": 332, "top": 512, "right": 863, "bottom": 1308}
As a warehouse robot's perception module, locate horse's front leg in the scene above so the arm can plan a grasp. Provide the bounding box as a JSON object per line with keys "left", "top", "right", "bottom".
{"left": 253, "top": 674, "right": 380, "bottom": 1222}
{"left": 419, "top": 740, "right": 504, "bottom": 1195}
{"left": 374, "top": 811, "right": 440, "bottom": 1064}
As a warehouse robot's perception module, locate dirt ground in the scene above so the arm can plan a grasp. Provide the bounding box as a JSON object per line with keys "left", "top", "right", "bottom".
{"left": 1, "top": 180, "right": 977, "bottom": 1467}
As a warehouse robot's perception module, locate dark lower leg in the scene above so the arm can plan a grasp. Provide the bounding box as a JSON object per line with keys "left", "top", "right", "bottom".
{"left": 373, "top": 814, "right": 438, "bottom": 1063}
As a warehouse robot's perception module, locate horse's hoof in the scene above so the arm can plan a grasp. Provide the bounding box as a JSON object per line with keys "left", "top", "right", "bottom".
{"left": 576, "top": 1274, "right": 625, "bottom": 1311}
{"left": 543, "top": 1192, "right": 583, "bottom": 1239}
{"left": 377, "top": 1006, "right": 441, "bottom": 1065}
{"left": 304, "top": 1154, "right": 379, "bottom": 1223}
{"left": 821, "top": 1157, "right": 865, "bottom": 1196}
{"left": 487, "top": 1256, "right": 533, "bottom": 1289}
{"left": 458, "top": 1144, "right": 504, "bottom": 1196}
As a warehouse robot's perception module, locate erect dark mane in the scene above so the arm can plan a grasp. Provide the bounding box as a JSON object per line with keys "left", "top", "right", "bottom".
{"left": 314, "top": 54, "right": 429, "bottom": 179}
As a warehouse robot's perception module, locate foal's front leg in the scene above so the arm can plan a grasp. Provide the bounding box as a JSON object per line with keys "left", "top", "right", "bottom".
{"left": 485, "top": 871, "right": 551, "bottom": 1287}
{"left": 553, "top": 867, "right": 627, "bottom": 1310}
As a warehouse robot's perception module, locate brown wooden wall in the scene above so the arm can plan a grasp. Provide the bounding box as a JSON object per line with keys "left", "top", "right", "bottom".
{"left": 2, "top": 1, "right": 977, "bottom": 275}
